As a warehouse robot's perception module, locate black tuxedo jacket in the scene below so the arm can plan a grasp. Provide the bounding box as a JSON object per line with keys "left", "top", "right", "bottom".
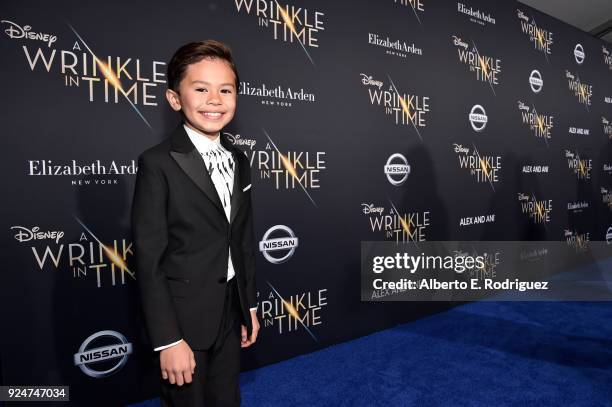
{"left": 132, "top": 125, "right": 257, "bottom": 351}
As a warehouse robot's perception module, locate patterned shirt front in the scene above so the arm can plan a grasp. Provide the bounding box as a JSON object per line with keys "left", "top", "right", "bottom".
{"left": 184, "top": 124, "right": 236, "bottom": 281}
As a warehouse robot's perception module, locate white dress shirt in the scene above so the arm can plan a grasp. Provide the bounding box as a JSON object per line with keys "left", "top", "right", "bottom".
{"left": 186, "top": 124, "right": 237, "bottom": 282}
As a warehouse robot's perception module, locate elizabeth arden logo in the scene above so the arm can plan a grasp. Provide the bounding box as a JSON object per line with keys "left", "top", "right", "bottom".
{"left": 567, "top": 201, "right": 588, "bottom": 213}
{"left": 27, "top": 159, "right": 137, "bottom": 186}
{"left": 457, "top": 3, "right": 495, "bottom": 26}
{"left": 368, "top": 33, "right": 422, "bottom": 59}
{"left": 239, "top": 80, "right": 316, "bottom": 108}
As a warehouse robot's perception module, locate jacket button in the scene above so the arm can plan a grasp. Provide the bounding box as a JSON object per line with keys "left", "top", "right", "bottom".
{"left": 218, "top": 276, "right": 227, "bottom": 284}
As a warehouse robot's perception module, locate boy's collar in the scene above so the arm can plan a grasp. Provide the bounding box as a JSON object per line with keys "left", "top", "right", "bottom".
{"left": 183, "top": 124, "right": 220, "bottom": 152}
{"left": 170, "top": 124, "right": 238, "bottom": 157}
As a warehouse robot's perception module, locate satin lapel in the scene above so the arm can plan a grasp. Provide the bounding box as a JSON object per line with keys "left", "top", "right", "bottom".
{"left": 169, "top": 126, "right": 225, "bottom": 218}
{"left": 227, "top": 144, "right": 245, "bottom": 225}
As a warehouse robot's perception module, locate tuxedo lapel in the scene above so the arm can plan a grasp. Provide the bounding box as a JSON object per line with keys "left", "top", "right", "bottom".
{"left": 169, "top": 126, "right": 225, "bottom": 218}
{"left": 221, "top": 134, "right": 244, "bottom": 224}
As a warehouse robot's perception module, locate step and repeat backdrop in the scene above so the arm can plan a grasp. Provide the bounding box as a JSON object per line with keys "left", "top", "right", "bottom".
{"left": 1, "top": 0, "right": 611, "bottom": 404}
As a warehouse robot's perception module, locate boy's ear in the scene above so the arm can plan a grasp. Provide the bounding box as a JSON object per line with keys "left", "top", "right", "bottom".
{"left": 165, "top": 89, "right": 182, "bottom": 112}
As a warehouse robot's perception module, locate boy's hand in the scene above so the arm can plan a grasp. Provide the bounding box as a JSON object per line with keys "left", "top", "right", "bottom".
{"left": 160, "top": 341, "right": 196, "bottom": 386}
{"left": 241, "top": 310, "right": 260, "bottom": 348}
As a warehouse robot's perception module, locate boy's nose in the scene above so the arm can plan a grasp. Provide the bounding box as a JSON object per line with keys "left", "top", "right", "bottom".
{"left": 206, "top": 91, "right": 221, "bottom": 104}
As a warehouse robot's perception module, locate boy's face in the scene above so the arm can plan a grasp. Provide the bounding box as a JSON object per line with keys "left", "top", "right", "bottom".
{"left": 166, "top": 57, "right": 237, "bottom": 139}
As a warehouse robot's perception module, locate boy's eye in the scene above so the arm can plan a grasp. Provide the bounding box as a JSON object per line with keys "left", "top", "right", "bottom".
{"left": 221, "top": 89, "right": 233, "bottom": 94}
{"left": 195, "top": 88, "right": 207, "bottom": 93}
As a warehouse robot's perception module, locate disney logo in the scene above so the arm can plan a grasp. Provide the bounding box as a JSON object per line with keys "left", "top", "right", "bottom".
{"left": 1, "top": 20, "right": 57, "bottom": 48}
{"left": 11, "top": 226, "right": 64, "bottom": 243}
{"left": 516, "top": 9, "right": 528, "bottom": 22}
{"left": 224, "top": 132, "right": 257, "bottom": 150}
{"left": 517, "top": 192, "right": 529, "bottom": 201}
{"left": 453, "top": 143, "right": 469, "bottom": 154}
{"left": 517, "top": 101, "right": 529, "bottom": 111}
{"left": 565, "top": 70, "right": 575, "bottom": 80}
{"left": 361, "top": 203, "right": 384, "bottom": 215}
{"left": 360, "top": 74, "right": 383, "bottom": 89}
{"left": 452, "top": 36, "right": 468, "bottom": 50}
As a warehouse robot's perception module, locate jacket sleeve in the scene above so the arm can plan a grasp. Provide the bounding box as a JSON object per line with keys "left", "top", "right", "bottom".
{"left": 132, "top": 154, "right": 182, "bottom": 349}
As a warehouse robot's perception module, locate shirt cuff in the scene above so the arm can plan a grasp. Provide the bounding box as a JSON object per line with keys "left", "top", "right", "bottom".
{"left": 249, "top": 306, "right": 257, "bottom": 311}
{"left": 154, "top": 339, "right": 183, "bottom": 352}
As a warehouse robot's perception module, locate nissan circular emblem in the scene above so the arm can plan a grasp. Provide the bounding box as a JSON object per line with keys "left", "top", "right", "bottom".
{"left": 529, "top": 69, "right": 543, "bottom": 93}
{"left": 574, "top": 43, "right": 585, "bottom": 64}
{"left": 469, "top": 105, "right": 488, "bottom": 132}
{"left": 73, "top": 330, "right": 133, "bottom": 378}
{"left": 384, "top": 153, "right": 410, "bottom": 186}
{"left": 259, "top": 225, "right": 299, "bottom": 264}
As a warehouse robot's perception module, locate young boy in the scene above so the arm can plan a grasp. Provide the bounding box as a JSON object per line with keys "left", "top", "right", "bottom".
{"left": 132, "top": 40, "right": 259, "bottom": 406}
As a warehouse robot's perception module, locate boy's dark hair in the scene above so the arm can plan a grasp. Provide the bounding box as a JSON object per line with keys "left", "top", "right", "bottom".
{"left": 167, "top": 40, "right": 240, "bottom": 92}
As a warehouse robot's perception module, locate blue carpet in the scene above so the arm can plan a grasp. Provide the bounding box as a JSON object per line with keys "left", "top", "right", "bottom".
{"left": 129, "top": 301, "right": 612, "bottom": 406}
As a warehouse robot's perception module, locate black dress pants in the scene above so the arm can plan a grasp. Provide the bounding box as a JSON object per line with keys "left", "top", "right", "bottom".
{"left": 160, "top": 277, "right": 242, "bottom": 407}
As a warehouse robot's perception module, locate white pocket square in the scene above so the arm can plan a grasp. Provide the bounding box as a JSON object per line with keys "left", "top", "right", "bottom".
{"left": 242, "top": 184, "right": 251, "bottom": 192}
